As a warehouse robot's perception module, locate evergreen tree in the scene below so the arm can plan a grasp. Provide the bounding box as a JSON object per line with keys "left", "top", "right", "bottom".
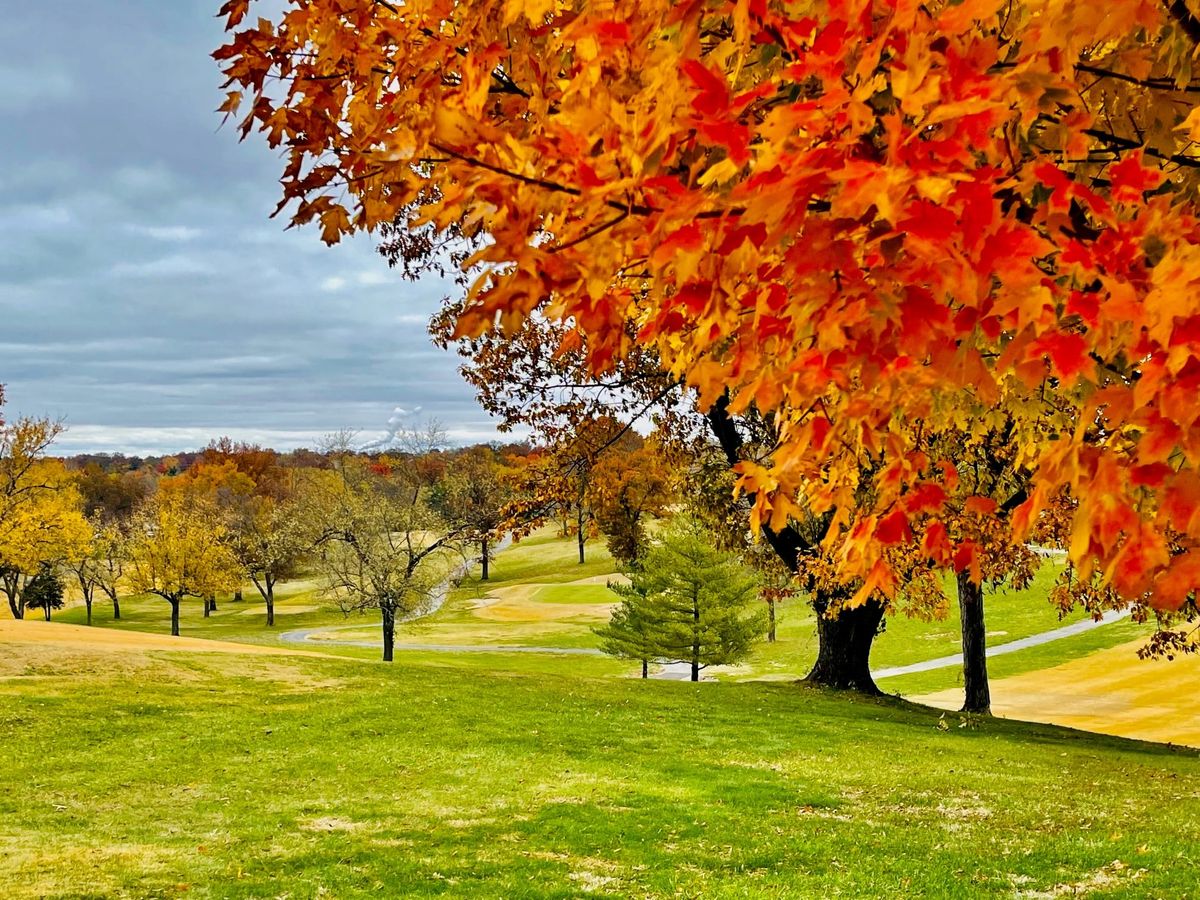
{"left": 596, "top": 519, "right": 765, "bottom": 681}
{"left": 23, "top": 566, "right": 65, "bottom": 622}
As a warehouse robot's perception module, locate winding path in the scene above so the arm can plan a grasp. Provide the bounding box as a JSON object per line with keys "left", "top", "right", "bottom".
{"left": 281, "top": 538, "right": 1130, "bottom": 681}
{"left": 871, "top": 609, "right": 1131, "bottom": 680}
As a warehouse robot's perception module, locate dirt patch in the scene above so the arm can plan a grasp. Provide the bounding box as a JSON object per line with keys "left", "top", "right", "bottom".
{"left": 915, "top": 639, "right": 1200, "bottom": 748}
{"left": 300, "top": 816, "right": 364, "bottom": 832}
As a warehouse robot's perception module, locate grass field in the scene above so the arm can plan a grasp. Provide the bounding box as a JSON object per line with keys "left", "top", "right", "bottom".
{"left": 6, "top": 527, "right": 1200, "bottom": 896}
{"left": 3, "top": 627, "right": 1199, "bottom": 899}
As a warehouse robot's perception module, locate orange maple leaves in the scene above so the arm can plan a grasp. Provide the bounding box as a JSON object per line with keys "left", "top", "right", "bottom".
{"left": 217, "top": 0, "right": 1200, "bottom": 611}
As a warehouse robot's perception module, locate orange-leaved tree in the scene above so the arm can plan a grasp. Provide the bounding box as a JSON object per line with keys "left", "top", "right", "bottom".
{"left": 217, "top": 1, "right": 1200, "bottom": 673}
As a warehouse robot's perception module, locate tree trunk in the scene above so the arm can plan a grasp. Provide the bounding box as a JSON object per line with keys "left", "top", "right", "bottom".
{"left": 767, "top": 597, "right": 776, "bottom": 642}
{"left": 641, "top": 658, "right": 648, "bottom": 679}
{"left": 804, "top": 592, "right": 886, "bottom": 694}
{"left": 381, "top": 604, "right": 396, "bottom": 662}
{"left": 691, "top": 590, "right": 701, "bottom": 683}
{"left": 7, "top": 596, "right": 21, "bottom": 620}
{"left": 266, "top": 580, "right": 275, "bottom": 628}
{"left": 170, "top": 597, "right": 180, "bottom": 636}
{"left": 203, "top": 595, "right": 211, "bottom": 618}
{"left": 481, "top": 534, "right": 490, "bottom": 581}
{"left": 233, "top": 590, "right": 243, "bottom": 603}
{"left": 43, "top": 603, "right": 52, "bottom": 622}
{"left": 112, "top": 594, "right": 121, "bottom": 620}
{"left": 957, "top": 571, "right": 991, "bottom": 714}
{"left": 209, "top": 595, "right": 217, "bottom": 612}
{"left": 577, "top": 505, "right": 586, "bottom": 564}
{"left": 85, "top": 597, "right": 93, "bottom": 626}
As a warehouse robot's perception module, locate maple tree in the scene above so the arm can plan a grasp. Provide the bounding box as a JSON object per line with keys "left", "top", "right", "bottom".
{"left": 587, "top": 432, "right": 675, "bottom": 564}
{"left": 219, "top": 1, "right": 1200, "bottom": 676}
{"left": 124, "top": 491, "right": 241, "bottom": 637}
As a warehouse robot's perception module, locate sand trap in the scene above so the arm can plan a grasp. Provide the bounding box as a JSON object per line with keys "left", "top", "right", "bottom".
{"left": 0, "top": 618, "right": 329, "bottom": 658}
{"left": 915, "top": 639, "right": 1200, "bottom": 748}
{"left": 467, "top": 583, "right": 615, "bottom": 622}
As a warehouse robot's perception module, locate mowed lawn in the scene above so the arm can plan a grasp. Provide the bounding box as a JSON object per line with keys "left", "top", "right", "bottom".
{"left": 2, "top": 632, "right": 1198, "bottom": 899}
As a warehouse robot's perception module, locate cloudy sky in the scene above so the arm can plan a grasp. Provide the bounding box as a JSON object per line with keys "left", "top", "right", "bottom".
{"left": 0, "top": 1, "right": 502, "bottom": 455}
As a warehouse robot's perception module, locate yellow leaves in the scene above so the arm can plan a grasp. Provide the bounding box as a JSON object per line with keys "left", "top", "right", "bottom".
{"left": 216, "top": 90, "right": 242, "bottom": 121}
{"left": 320, "top": 204, "right": 350, "bottom": 246}
{"left": 1177, "top": 106, "right": 1200, "bottom": 145}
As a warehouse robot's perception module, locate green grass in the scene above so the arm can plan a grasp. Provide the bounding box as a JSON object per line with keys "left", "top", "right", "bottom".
{"left": 2, "top": 644, "right": 1198, "bottom": 898}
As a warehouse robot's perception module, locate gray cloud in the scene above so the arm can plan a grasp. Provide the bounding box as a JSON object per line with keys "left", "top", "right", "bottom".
{"left": 0, "top": 0, "right": 497, "bottom": 455}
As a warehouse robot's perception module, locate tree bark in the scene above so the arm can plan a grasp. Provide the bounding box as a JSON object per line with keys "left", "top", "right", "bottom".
{"left": 43, "top": 603, "right": 52, "bottom": 622}
{"left": 233, "top": 590, "right": 243, "bottom": 603}
{"left": 767, "top": 597, "right": 776, "bottom": 642}
{"left": 381, "top": 604, "right": 396, "bottom": 662}
{"left": 691, "top": 589, "right": 701, "bottom": 682}
{"left": 577, "top": 504, "right": 586, "bottom": 564}
{"left": 209, "top": 595, "right": 218, "bottom": 612}
{"left": 265, "top": 579, "right": 275, "bottom": 628}
{"left": 957, "top": 571, "right": 991, "bottom": 714}
{"left": 112, "top": 594, "right": 121, "bottom": 620}
{"left": 7, "top": 596, "right": 22, "bottom": 620}
{"left": 804, "top": 592, "right": 886, "bottom": 694}
{"left": 705, "top": 392, "right": 886, "bottom": 693}
{"left": 85, "top": 597, "right": 92, "bottom": 626}
{"left": 481, "top": 534, "right": 490, "bottom": 581}
{"left": 641, "top": 658, "right": 648, "bottom": 679}
{"left": 170, "top": 597, "right": 180, "bottom": 636}
{"left": 203, "top": 595, "right": 212, "bottom": 618}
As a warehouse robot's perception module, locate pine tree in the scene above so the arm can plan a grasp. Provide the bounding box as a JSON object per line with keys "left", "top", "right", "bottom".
{"left": 596, "top": 519, "right": 765, "bottom": 681}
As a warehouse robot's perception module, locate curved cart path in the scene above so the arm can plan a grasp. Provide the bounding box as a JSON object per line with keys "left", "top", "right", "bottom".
{"left": 872, "top": 609, "right": 1131, "bottom": 680}
{"left": 283, "top": 538, "right": 1130, "bottom": 681}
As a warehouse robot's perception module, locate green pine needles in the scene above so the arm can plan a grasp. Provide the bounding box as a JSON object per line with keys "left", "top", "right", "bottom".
{"left": 595, "top": 518, "right": 766, "bottom": 681}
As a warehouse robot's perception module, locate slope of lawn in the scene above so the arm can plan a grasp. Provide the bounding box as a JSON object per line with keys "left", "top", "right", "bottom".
{"left": 2, "top": 632, "right": 1198, "bottom": 899}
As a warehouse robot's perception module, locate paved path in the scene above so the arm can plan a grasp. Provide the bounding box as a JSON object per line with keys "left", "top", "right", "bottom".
{"left": 872, "top": 609, "right": 1131, "bottom": 680}
{"left": 284, "top": 537, "right": 1128, "bottom": 681}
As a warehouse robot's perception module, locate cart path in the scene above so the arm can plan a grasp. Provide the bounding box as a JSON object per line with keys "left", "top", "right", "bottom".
{"left": 872, "top": 609, "right": 1131, "bottom": 680}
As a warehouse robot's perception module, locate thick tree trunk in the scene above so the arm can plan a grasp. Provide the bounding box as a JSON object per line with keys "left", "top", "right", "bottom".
{"left": 203, "top": 595, "right": 211, "bottom": 618}
{"left": 86, "top": 599, "right": 92, "bottom": 626}
{"left": 266, "top": 581, "right": 275, "bottom": 628}
{"left": 170, "top": 598, "right": 180, "bottom": 636}
{"left": 233, "top": 590, "right": 243, "bottom": 603}
{"left": 957, "top": 571, "right": 991, "bottom": 714}
{"left": 209, "top": 596, "right": 217, "bottom": 612}
{"left": 481, "top": 535, "right": 490, "bottom": 581}
{"left": 381, "top": 605, "right": 396, "bottom": 662}
{"left": 112, "top": 594, "right": 121, "bottom": 620}
{"left": 804, "top": 592, "right": 886, "bottom": 694}
{"left": 767, "top": 597, "right": 776, "bottom": 642}
{"left": 7, "top": 597, "right": 22, "bottom": 620}
{"left": 641, "top": 659, "right": 648, "bottom": 679}
{"left": 577, "top": 505, "right": 586, "bottom": 564}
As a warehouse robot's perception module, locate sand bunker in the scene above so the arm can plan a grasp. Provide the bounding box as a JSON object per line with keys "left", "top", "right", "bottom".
{"left": 916, "top": 639, "right": 1200, "bottom": 748}
{"left": 469, "top": 583, "right": 616, "bottom": 623}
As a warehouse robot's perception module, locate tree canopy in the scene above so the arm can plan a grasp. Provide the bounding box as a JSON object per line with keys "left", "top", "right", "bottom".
{"left": 218, "top": 0, "right": 1200, "bottom": 612}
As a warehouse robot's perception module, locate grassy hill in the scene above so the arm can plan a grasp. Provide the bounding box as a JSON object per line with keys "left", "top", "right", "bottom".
{"left": 2, "top": 625, "right": 1198, "bottom": 899}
